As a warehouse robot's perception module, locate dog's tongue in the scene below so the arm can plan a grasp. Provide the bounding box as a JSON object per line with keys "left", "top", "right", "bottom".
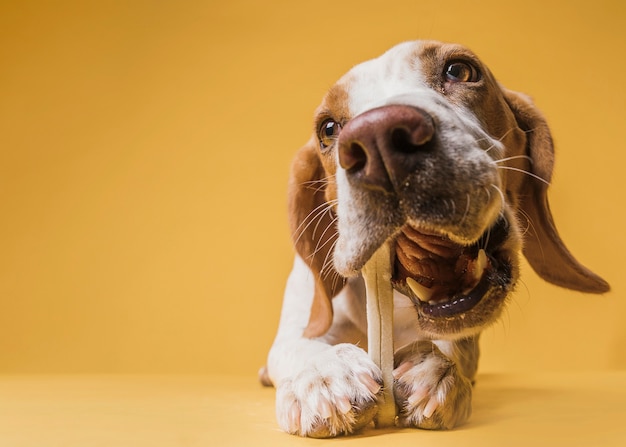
{"left": 394, "top": 225, "right": 485, "bottom": 303}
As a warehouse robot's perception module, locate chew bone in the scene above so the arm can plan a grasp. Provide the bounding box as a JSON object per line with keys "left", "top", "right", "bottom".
{"left": 361, "top": 242, "right": 396, "bottom": 427}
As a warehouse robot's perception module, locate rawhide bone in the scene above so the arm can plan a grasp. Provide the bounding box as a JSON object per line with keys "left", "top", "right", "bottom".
{"left": 361, "top": 242, "right": 396, "bottom": 427}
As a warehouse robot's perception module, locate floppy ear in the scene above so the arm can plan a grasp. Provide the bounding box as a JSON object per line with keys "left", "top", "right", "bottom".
{"left": 288, "top": 137, "right": 344, "bottom": 337}
{"left": 502, "top": 89, "right": 609, "bottom": 293}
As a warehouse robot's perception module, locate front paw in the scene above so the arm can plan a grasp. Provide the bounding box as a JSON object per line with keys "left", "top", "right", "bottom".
{"left": 393, "top": 342, "right": 472, "bottom": 430}
{"left": 275, "top": 343, "right": 383, "bottom": 438}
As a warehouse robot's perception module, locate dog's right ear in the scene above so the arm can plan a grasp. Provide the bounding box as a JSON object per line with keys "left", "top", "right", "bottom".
{"left": 502, "top": 89, "right": 609, "bottom": 294}
{"left": 288, "top": 137, "right": 343, "bottom": 338}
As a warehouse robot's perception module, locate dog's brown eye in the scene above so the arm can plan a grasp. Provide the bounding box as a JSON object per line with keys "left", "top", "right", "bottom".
{"left": 445, "top": 61, "right": 480, "bottom": 83}
{"left": 318, "top": 119, "right": 342, "bottom": 149}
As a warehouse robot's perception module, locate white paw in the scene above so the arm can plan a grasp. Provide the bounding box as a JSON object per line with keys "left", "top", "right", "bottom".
{"left": 275, "top": 343, "right": 383, "bottom": 437}
{"left": 393, "top": 342, "right": 472, "bottom": 429}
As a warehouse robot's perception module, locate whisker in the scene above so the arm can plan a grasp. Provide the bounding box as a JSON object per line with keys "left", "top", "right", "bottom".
{"left": 494, "top": 155, "right": 533, "bottom": 164}
{"left": 444, "top": 198, "right": 456, "bottom": 216}
{"left": 515, "top": 207, "right": 532, "bottom": 237}
{"left": 292, "top": 201, "right": 331, "bottom": 238}
{"left": 300, "top": 179, "right": 326, "bottom": 187}
{"left": 300, "top": 174, "right": 336, "bottom": 187}
{"left": 515, "top": 207, "right": 545, "bottom": 259}
{"left": 301, "top": 175, "right": 336, "bottom": 194}
{"left": 497, "top": 166, "right": 550, "bottom": 186}
{"left": 498, "top": 127, "right": 516, "bottom": 141}
{"left": 321, "top": 260, "right": 339, "bottom": 285}
{"left": 489, "top": 184, "right": 506, "bottom": 210}
{"left": 320, "top": 238, "right": 340, "bottom": 281}
{"left": 475, "top": 137, "right": 499, "bottom": 153}
{"left": 496, "top": 127, "right": 518, "bottom": 142}
{"left": 459, "top": 193, "right": 471, "bottom": 226}
{"left": 441, "top": 198, "right": 451, "bottom": 214}
{"left": 481, "top": 127, "right": 518, "bottom": 153}
{"left": 310, "top": 205, "right": 334, "bottom": 241}
{"left": 307, "top": 216, "right": 339, "bottom": 262}
{"left": 292, "top": 199, "right": 338, "bottom": 246}
{"left": 481, "top": 224, "right": 491, "bottom": 250}
{"left": 330, "top": 270, "right": 345, "bottom": 292}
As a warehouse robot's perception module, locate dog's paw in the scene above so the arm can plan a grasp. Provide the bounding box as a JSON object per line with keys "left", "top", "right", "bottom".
{"left": 275, "top": 343, "right": 383, "bottom": 438}
{"left": 393, "top": 341, "right": 472, "bottom": 430}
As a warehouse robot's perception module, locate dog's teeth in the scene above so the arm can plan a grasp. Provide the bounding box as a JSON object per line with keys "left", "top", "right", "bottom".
{"left": 406, "top": 277, "right": 433, "bottom": 302}
{"left": 474, "top": 249, "right": 488, "bottom": 281}
{"left": 462, "top": 249, "right": 489, "bottom": 295}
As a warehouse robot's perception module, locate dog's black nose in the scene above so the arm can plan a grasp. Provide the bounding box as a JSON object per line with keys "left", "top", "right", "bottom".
{"left": 337, "top": 105, "right": 435, "bottom": 192}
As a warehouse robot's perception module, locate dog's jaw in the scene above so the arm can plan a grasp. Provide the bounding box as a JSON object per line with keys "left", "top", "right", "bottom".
{"left": 333, "top": 182, "right": 519, "bottom": 338}
{"left": 395, "top": 213, "right": 520, "bottom": 338}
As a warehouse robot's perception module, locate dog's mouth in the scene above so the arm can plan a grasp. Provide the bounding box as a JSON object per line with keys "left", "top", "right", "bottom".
{"left": 392, "top": 216, "right": 513, "bottom": 319}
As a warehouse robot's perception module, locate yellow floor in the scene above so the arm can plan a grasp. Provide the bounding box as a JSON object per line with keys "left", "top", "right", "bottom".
{"left": 0, "top": 372, "right": 624, "bottom": 446}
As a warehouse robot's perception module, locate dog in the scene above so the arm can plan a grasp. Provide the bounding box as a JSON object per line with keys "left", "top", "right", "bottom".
{"left": 259, "top": 40, "right": 609, "bottom": 438}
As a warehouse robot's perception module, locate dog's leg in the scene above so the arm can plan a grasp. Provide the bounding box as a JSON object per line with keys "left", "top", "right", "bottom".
{"left": 393, "top": 338, "right": 477, "bottom": 430}
{"left": 267, "top": 256, "right": 383, "bottom": 437}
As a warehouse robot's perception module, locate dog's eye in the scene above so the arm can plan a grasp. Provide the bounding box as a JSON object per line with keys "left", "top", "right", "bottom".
{"left": 318, "top": 119, "right": 342, "bottom": 149}
{"left": 444, "top": 61, "right": 481, "bottom": 83}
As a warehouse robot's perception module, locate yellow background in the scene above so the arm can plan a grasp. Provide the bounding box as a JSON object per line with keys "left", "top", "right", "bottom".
{"left": 0, "top": 0, "right": 624, "bottom": 376}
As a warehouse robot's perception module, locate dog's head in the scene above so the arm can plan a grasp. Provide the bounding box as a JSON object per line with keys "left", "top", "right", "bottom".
{"left": 289, "top": 40, "right": 609, "bottom": 339}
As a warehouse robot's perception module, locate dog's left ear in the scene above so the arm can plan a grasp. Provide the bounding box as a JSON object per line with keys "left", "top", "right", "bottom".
{"left": 502, "top": 89, "right": 609, "bottom": 294}
{"left": 287, "top": 137, "right": 344, "bottom": 338}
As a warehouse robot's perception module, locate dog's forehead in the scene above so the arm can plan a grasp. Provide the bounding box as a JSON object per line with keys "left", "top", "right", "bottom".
{"left": 329, "top": 40, "right": 476, "bottom": 118}
{"left": 339, "top": 42, "right": 425, "bottom": 116}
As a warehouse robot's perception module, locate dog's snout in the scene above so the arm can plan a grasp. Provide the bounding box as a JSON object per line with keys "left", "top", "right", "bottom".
{"left": 337, "top": 105, "right": 435, "bottom": 191}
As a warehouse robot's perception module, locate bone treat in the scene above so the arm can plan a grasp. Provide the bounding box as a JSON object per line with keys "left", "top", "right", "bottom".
{"left": 361, "top": 242, "right": 396, "bottom": 427}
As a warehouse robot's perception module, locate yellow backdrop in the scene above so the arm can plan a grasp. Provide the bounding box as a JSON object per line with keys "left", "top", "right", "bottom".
{"left": 0, "top": 0, "right": 624, "bottom": 375}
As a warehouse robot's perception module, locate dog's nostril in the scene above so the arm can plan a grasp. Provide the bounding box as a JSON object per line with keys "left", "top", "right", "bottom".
{"left": 391, "top": 121, "right": 434, "bottom": 154}
{"left": 339, "top": 141, "right": 368, "bottom": 172}
{"left": 391, "top": 128, "right": 418, "bottom": 153}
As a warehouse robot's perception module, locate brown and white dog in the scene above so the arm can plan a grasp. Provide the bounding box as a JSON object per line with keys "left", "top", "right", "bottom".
{"left": 260, "top": 40, "right": 609, "bottom": 438}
